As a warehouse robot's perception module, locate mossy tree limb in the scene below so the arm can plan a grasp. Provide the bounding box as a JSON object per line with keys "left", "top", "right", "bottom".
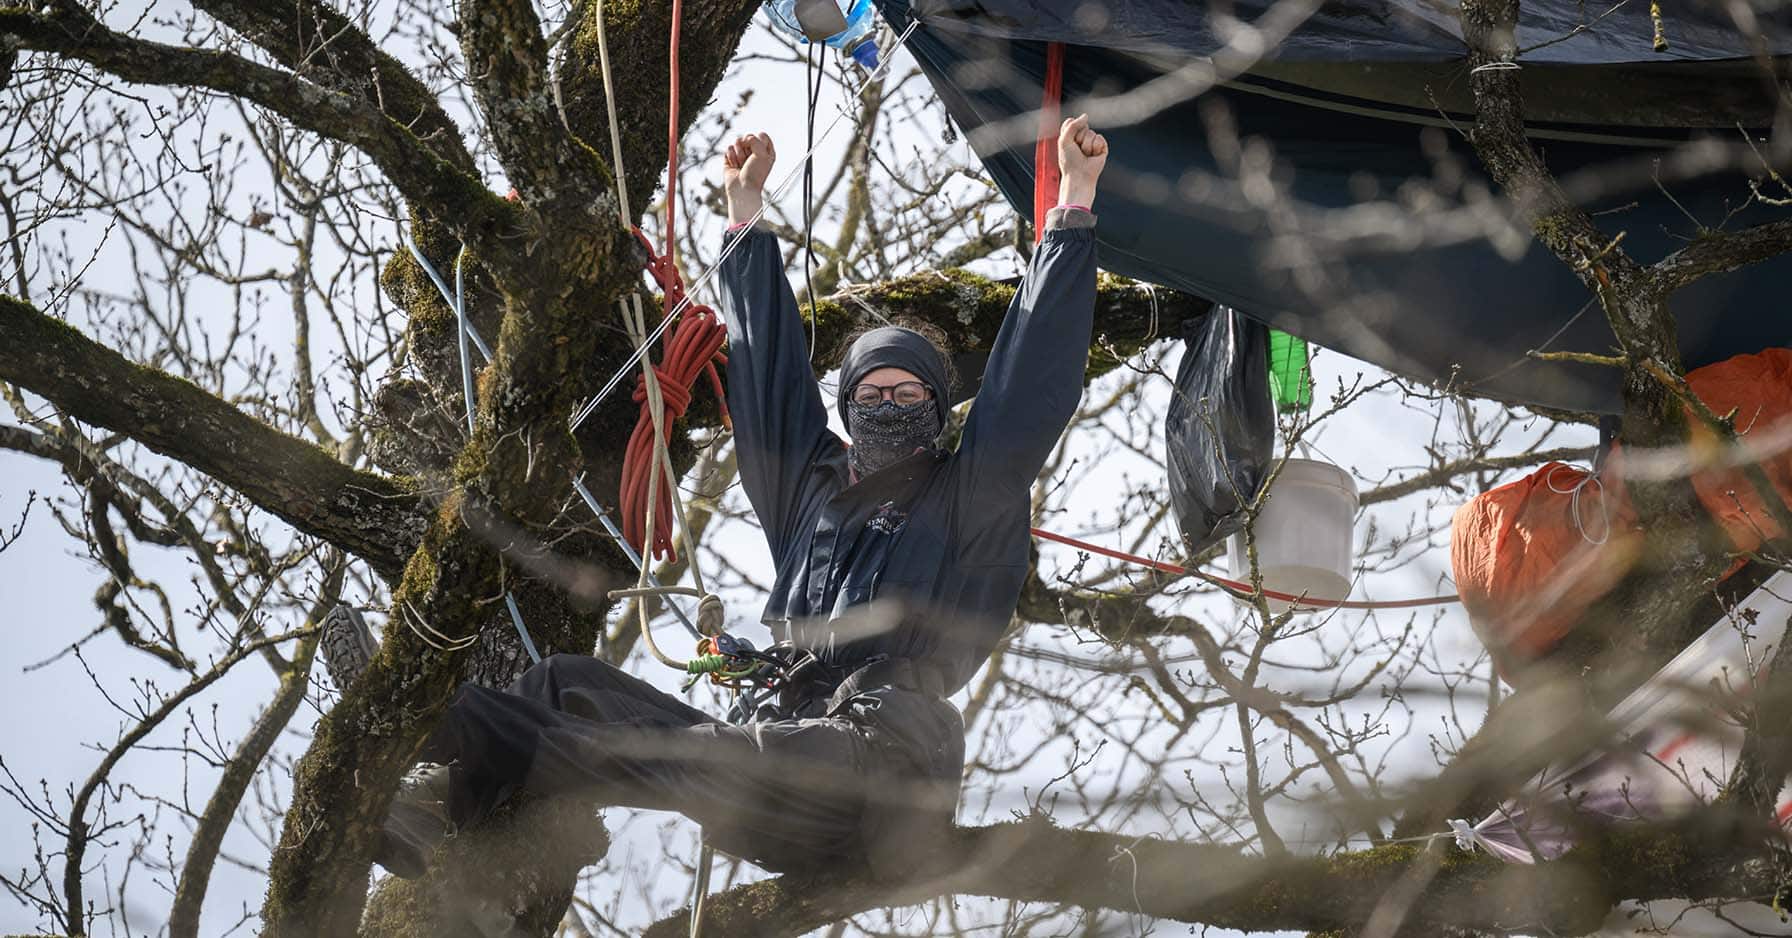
{"left": 0, "top": 295, "right": 424, "bottom": 578}
{"left": 642, "top": 814, "right": 1791, "bottom": 937}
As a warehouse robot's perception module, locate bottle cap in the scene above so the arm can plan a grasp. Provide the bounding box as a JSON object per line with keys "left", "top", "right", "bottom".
{"left": 851, "top": 40, "right": 880, "bottom": 70}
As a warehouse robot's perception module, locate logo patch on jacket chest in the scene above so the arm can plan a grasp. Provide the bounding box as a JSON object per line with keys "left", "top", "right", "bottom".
{"left": 867, "top": 501, "right": 909, "bottom": 535}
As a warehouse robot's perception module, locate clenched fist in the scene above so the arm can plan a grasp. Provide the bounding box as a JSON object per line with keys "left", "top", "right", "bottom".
{"left": 1056, "top": 114, "right": 1108, "bottom": 208}
{"left": 723, "top": 133, "right": 776, "bottom": 226}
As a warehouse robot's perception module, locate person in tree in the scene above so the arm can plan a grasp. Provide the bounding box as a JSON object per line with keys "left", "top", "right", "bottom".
{"left": 375, "top": 115, "right": 1108, "bottom": 879}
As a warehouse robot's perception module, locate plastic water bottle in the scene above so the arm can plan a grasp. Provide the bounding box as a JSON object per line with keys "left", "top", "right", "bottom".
{"left": 764, "top": 0, "right": 881, "bottom": 69}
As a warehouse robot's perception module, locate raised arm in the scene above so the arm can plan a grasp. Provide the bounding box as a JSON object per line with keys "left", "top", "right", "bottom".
{"left": 715, "top": 134, "right": 842, "bottom": 553}
{"left": 957, "top": 116, "right": 1108, "bottom": 496}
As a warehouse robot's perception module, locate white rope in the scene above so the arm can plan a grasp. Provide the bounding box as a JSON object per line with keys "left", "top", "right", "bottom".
{"left": 568, "top": 15, "right": 924, "bottom": 432}
{"left": 400, "top": 602, "right": 479, "bottom": 652}
{"left": 1545, "top": 462, "right": 1613, "bottom": 546}
{"left": 401, "top": 236, "right": 542, "bottom": 663}
{"left": 608, "top": 585, "right": 725, "bottom": 635}
{"left": 593, "top": 0, "right": 634, "bottom": 226}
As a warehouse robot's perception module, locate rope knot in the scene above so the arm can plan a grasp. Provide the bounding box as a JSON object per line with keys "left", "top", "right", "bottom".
{"left": 695, "top": 592, "right": 725, "bottom": 636}
{"left": 633, "top": 365, "right": 694, "bottom": 418}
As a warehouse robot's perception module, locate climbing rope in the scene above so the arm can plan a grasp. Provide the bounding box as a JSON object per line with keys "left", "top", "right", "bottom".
{"left": 590, "top": 0, "right": 733, "bottom": 565}
{"left": 618, "top": 274, "right": 729, "bottom": 562}
{"left": 590, "top": 0, "right": 730, "bottom": 679}
{"left": 611, "top": 288, "right": 727, "bottom": 670}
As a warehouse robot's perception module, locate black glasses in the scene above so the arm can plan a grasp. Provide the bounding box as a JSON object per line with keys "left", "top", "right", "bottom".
{"left": 850, "top": 381, "right": 932, "bottom": 407}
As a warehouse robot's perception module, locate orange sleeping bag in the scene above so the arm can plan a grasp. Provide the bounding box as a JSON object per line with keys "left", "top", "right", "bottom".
{"left": 1452, "top": 463, "right": 1643, "bottom": 677}
{"left": 1682, "top": 348, "right": 1792, "bottom": 552}
{"left": 1452, "top": 348, "right": 1791, "bottom": 679}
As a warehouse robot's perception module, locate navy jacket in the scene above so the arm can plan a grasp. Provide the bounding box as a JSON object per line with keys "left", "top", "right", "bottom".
{"left": 716, "top": 226, "right": 1097, "bottom": 697}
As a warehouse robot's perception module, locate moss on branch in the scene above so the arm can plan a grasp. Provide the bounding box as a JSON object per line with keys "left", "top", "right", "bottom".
{"left": 0, "top": 295, "right": 423, "bottom": 577}
{"left": 644, "top": 814, "right": 1788, "bottom": 937}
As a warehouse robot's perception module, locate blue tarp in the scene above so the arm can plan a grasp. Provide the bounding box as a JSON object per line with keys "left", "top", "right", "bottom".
{"left": 878, "top": 0, "right": 1792, "bottom": 412}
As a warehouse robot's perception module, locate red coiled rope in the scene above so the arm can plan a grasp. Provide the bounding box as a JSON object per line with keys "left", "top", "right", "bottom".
{"left": 618, "top": 0, "right": 731, "bottom": 562}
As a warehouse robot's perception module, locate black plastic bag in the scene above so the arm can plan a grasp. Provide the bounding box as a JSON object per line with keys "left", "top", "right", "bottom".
{"left": 1165, "top": 306, "right": 1275, "bottom": 555}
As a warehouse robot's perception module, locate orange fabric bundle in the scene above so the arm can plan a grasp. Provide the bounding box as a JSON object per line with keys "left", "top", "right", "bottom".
{"left": 1451, "top": 463, "right": 1643, "bottom": 677}
{"left": 1682, "top": 348, "right": 1792, "bottom": 553}
{"left": 1452, "top": 348, "right": 1791, "bottom": 678}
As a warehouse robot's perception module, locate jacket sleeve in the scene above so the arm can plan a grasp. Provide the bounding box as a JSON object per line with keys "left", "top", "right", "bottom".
{"left": 716, "top": 227, "right": 843, "bottom": 554}
{"left": 956, "top": 225, "right": 1098, "bottom": 500}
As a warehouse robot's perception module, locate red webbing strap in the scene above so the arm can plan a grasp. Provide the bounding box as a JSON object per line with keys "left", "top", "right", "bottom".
{"left": 1032, "top": 42, "right": 1065, "bottom": 243}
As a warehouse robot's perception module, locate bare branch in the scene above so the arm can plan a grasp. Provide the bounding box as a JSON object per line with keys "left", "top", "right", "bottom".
{"left": 1651, "top": 219, "right": 1792, "bottom": 296}
{"left": 0, "top": 1, "right": 501, "bottom": 236}
{"left": 189, "top": 0, "right": 478, "bottom": 173}
{"left": 0, "top": 295, "right": 423, "bottom": 576}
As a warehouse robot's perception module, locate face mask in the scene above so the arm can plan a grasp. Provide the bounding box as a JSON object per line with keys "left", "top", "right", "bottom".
{"left": 847, "top": 399, "right": 940, "bottom": 478}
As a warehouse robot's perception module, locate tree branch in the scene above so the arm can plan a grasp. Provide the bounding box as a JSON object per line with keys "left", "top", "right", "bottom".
{"left": 458, "top": 0, "right": 613, "bottom": 214}
{"left": 557, "top": 0, "right": 766, "bottom": 225}
{"left": 811, "top": 271, "right": 1211, "bottom": 380}
{"left": 1727, "top": 618, "right": 1792, "bottom": 820}
{"left": 1651, "top": 219, "right": 1792, "bottom": 297}
{"left": 189, "top": 0, "right": 478, "bottom": 174}
{"left": 166, "top": 554, "right": 343, "bottom": 938}
{"left": 0, "top": 296, "right": 423, "bottom": 577}
{"left": 1357, "top": 445, "right": 1596, "bottom": 506}
{"left": 0, "top": 1, "right": 503, "bottom": 240}
{"left": 60, "top": 626, "right": 318, "bottom": 936}
{"left": 642, "top": 815, "right": 1789, "bottom": 937}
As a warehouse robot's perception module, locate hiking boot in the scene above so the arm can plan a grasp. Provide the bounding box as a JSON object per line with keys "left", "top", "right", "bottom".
{"left": 373, "top": 762, "right": 454, "bottom": 880}
{"left": 321, "top": 604, "right": 379, "bottom": 691}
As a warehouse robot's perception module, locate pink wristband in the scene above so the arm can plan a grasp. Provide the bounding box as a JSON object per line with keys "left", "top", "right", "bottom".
{"left": 1059, "top": 203, "right": 1092, "bottom": 213}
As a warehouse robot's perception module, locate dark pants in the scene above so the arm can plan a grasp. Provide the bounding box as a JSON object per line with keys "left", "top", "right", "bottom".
{"left": 420, "top": 654, "right": 964, "bottom": 874}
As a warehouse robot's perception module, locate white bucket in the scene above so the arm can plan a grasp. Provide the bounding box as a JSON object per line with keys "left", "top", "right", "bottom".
{"left": 1227, "top": 457, "right": 1358, "bottom": 613}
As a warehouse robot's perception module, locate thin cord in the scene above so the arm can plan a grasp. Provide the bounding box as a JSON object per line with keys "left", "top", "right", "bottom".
{"left": 1031, "top": 528, "right": 1460, "bottom": 610}
{"left": 1545, "top": 462, "right": 1613, "bottom": 546}
{"left": 803, "top": 40, "right": 822, "bottom": 360}
{"left": 570, "top": 475, "right": 703, "bottom": 638}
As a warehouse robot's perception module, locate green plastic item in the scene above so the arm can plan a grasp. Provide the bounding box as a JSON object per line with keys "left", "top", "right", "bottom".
{"left": 1267, "top": 329, "right": 1313, "bottom": 413}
